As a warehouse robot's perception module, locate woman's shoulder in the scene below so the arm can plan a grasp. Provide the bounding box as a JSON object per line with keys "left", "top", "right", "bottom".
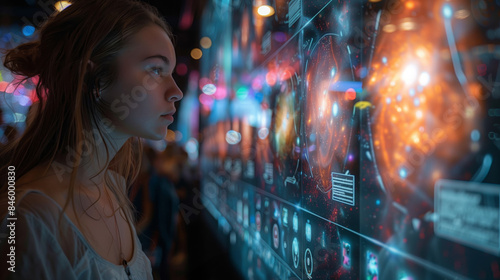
{"left": 0, "top": 187, "right": 69, "bottom": 232}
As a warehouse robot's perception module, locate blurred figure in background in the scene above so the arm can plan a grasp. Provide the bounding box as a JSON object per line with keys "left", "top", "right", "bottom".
{"left": 151, "top": 143, "right": 186, "bottom": 280}
{"left": 130, "top": 142, "right": 190, "bottom": 280}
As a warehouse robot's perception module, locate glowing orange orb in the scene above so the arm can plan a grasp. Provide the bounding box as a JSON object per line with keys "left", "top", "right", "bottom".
{"left": 345, "top": 88, "right": 356, "bottom": 100}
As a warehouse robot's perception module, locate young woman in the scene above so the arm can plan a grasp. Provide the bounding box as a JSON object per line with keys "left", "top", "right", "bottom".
{"left": 0, "top": 0, "right": 183, "bottom": 279}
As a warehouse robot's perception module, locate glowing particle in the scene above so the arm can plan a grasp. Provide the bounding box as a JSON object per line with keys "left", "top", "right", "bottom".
{"left": 18, "top": 95, "right": 32, "bottom": 106}
{"left": 185, "top": 138, "right": 198, "bottom": 154}
{"left": 190, "top": 48, "right": 203, "bottom": 60}
{"left": 399, "top": 168, "right": 408, "bottom": 179}
{"left": 258, "top": 128, "right": 269, "bottom": 139}
{"left": 386, "top": 97, "right": 391, "bottom": 104}
{"left": 418, "top": 72, "right": 430, "bottom": 86}
{"left": 402, "top": 64, "right": 418, "bottom": 85}
{"left": 397, "top": 95, "right": 402, "bottom": 102}
{"left": 454, "top": 9, "right": 470, "bottom": 20}
{"left": 175, "top": 63, "right": 188, "bottom": 76}
{"left": 202, "top": 84, "right": 216, "bottom": 95}
{"left": 22, "top": 25, "right": 35, "bottom": 37}
{"left": 471, "top": 130, "right": 480, "bottom": 142}
{"left": 345, "top": 88, "right": 356, "bottom": 100}
{"left": 332, "top": 103, "right": 339, "bottom": 117}
{"left": 399, "top": 20, "right": 417, "bottom": 31}
{"left": 382, "top": 57, "right": 388, "bottom": 64}
{"left": 252, "top": 78, "right": 263, "bottom": 91}
{"left": 376, "top": 200, "right": 381, "bottom": 205}
{"left": 199, "top": 94, "right": 214, "bottom": 107}
{"left": 409, "top": 88, "right": 416, "bottom": 96}
{"left": 412, "top": 134, "right": 420, "bottom": 143}
{"left": 442, "top": 4, "right": 453, "bottom": 19}
{"left": 281, "top": 115, "right": 288, "bottom": 129}
{"left": 416, "top": 48, "right": 427, "bottom": 58}
{"left": 331, "top": 68, "right": 336, "bottom": 78}
{"left": 257, "top": 5, "right": 275, "bottom": 17}
{"left": 414, "top": 98, "right": 420, "bottom": 106}
{"left": 266, "top": 72, "right": 277, "bottom": 86}
{"left": 200, "top": 37, "right": 212, "bottom": 49}
{"left": 383, "top": 24, "right": 396, "bottom": 33}
{"left": 236, "top": 87, "right": 249, "bottom": 99}
{"left": 416, "top": 110, "right": 423, "bottom": 118}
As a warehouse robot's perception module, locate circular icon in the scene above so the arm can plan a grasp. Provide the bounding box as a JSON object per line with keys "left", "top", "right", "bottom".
{"left": 292, "top": 237, "right": 299, "bottom": 268}
{"left": 305, "top": 248, "right": 313, "bottom": 278}
{"left": 273, "top": 224, "right": 279, "bottom": 249}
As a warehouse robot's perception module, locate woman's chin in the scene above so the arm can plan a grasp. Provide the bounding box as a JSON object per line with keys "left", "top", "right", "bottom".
{"left": 142, "top": 131, "right": 166, "bottom": 141}
{"left": 152, "top": 133, "right": 166, "bottom": 141}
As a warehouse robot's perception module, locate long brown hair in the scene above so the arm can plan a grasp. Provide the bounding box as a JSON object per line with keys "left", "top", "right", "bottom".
{"left": 0, "top": 0, "right": 173, "bottom": 234}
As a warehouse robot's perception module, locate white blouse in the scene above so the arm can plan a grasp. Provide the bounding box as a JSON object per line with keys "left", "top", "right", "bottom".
{"left": 0, "top": 189, "right": 154, "bottom": 280}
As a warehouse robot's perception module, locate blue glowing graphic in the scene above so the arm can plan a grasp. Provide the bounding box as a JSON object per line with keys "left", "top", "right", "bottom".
{"left": 22, "top": 25, "right": 35, "bottom": 36}
{"left": 442, "top": 4, "right": 453, "bottom": 19}
{"left": 332, "top": 102, "right": 339, "bottom": 117}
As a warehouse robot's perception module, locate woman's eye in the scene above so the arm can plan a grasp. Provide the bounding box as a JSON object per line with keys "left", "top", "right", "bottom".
{"left": 149, "top": 67, "right": 163, "bottom": 76}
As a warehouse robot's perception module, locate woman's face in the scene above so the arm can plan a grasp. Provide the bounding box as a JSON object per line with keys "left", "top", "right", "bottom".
{"left": 101, "top": 24, "right": 183, "bottom": 141}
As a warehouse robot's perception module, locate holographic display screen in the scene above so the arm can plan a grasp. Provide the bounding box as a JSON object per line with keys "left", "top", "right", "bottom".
{"left": 199, "top": 0, "right": 500, "bottom": 279}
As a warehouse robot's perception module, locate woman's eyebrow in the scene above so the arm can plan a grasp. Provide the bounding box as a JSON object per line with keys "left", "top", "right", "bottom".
{"left": 142, "top": 54, "right": 170, "bottom": 65}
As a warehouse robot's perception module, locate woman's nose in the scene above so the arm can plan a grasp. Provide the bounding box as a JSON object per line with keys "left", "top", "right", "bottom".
{"left": 167, "top": 79, "right": 183, "bottom": 102}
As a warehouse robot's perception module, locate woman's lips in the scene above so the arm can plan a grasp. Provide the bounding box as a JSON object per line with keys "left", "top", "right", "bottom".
{"left": 160, "top": 114, "right": 174, "bottom": 122}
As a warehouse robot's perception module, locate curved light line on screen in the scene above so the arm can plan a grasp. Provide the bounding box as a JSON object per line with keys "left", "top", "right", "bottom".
{"left": 444, "top": 14, "right": 474, "bottom": 99}
{"left": 470, "top": 154, "right": 493, "bottom": 182}
{"left": 347, "top": 45, "right": 355, "bottom": 80}
{"left": 367, "top": 109, "right": 388, "bottom": 194}
{"left": 366, "top": 10, "right": 382, "bottom": 78}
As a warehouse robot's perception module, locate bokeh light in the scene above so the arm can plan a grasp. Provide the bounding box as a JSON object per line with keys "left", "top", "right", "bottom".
{"left": 200, "top": 37, "right": 212, "bottom": 49}
{"left": 22, "top": 25, "right": 35, "bottom": 37}
{"left": 257, "top": 5, "right": 275, "bottom": 17}
{"left": 191, "top": 48, "right": 203, "bottom": 60}
{"left": 54, "top": 1, "right": 71, "bottom": 11}
{"left": 175, "top": 63, "right": 188, "bottom": 76}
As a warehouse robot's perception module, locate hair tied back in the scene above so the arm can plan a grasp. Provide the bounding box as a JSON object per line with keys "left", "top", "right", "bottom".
{"left": 2, "top": 40, "right": 41, "bottom": 79}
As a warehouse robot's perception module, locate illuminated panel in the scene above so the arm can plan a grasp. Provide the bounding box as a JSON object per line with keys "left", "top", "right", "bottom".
{"left": 199, "top": 0, "right": 500, "bottom": 280}
{"left": 304, "top": 34, "right": 354, "bottom": 195}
